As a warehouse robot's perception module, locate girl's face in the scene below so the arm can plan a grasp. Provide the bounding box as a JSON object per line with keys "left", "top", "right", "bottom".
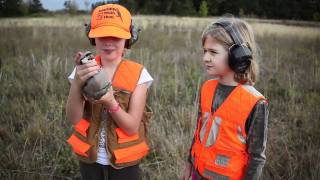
{"left": 95, "top": 37, "right": 126, "bottom": 61}
{"left": 202, "top": 35, "right": 232, "bottom": 77}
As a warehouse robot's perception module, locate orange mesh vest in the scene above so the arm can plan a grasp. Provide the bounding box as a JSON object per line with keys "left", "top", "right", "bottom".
{"left": 67, "top": 56, "right": 153, "bottom": 169}
{"left": 191, "top": 79, "right": 265, "bottom": 179}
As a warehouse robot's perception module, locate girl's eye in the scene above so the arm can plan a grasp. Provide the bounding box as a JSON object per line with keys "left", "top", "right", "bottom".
{"left": 209, "top": 50, "right": 217, "bottom": 54}
{"left": 203, "top": 49, "right": 217, "bottom": 55}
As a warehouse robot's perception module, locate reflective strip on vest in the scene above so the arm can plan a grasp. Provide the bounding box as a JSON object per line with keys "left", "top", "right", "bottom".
{"left": 114, "top": 141, "right": 149, "bottom": 164}
{"left": 115, "top": 128, "right": 139, "bottom": 144}
{"left": 74, "top": 119, "right": 90, "bottom": 137}
{"left": 237, "top": 126, "right": 246, "bottom": 144}
{"left": 199, "top": 112, "right": 210, "bottom": 143}
{"left": 205, "top": 116, "right": 222, "bottom": 147}
{"left": 67, "top": 134, "right": 90, "bottom": 157}
{"left": 203, "top": 168, "right": 230, "bottom": 180}
{"left": 242, "top": 84, "right": 263, "bottom": 97}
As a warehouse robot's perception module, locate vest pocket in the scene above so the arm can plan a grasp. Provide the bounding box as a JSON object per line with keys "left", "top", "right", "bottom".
{"left": 115, "top": 128, "right": 139, "bottom": 143}
{"left": 205, "top": 148, "right": 247, "bottom": 178}
{"left": 67, "top": 134, "right": 91, "bottom": 157}
{"left": 74, "top": 119, "right": 90, "bottom": 137}
{"left": 113, "top": 141, "right": 149, "bottom": 164}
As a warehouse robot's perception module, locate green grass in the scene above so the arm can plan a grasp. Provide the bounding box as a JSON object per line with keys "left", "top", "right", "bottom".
{"left": 0, "top": 15, "right": 319, "bottom": 179}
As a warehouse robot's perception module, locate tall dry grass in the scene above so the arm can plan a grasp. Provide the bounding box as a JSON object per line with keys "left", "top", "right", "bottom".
{"left": 0, "top": 15, "right": 319, "bottom": 179}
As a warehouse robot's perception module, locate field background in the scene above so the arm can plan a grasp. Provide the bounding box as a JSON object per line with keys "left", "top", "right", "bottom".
{"left": 0, "top": 15, "right": 320, "bottom": 179}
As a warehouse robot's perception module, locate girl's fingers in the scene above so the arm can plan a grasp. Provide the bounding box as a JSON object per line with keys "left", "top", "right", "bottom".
{"left": 81, "top": 70, "right": 99, "bottom": 81}
{"left": 74, "top": 58, "right": 99, "bottom": 86}
{"left": 77, "top": 65, "right": 100, "bottom": 77}
{"left": 74, "top": 51, "right": 84, "bottom": 65}
{"left": 76, "top": 69, "right": 98, "bottom": 82}
{"left": 77, "top": 60, "right": 98, "bottom": 70}
{"left": 75, "top": 67, "right": 99, "bottom": 86}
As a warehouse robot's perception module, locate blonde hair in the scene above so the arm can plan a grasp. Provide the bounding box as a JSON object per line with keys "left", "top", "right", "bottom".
{"left": 202, "top": 17, "right": 259, "bottom": 85}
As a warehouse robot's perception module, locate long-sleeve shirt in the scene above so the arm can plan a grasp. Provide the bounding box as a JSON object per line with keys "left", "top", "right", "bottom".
{"left": 188, "top": 83, "right": 269, "bottom": 180}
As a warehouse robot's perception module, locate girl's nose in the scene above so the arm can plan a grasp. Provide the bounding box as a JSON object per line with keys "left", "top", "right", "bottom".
{"left": 203, "top": 52, "right": 211, "bottom": 63}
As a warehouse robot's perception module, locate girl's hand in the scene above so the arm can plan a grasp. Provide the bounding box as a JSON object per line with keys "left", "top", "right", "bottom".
{"left": 181, "top": 162, "right": 192, "bottom": 180}
{"left": 95, "top": 87, "right": 117, "bottom": 108}
{"left": 73, "top": 52, "right": 100, "bottom": 87}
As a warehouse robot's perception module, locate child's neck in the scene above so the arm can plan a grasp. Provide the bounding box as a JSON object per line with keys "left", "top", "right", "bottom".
{"left": 101, "top": 56, "right": 122, "bottom": 69}
{"left": 217, "top": 72, "right": 238, "bottom": 86}
{"left": 100, "top": 56, "right": 122, "bottom": 81}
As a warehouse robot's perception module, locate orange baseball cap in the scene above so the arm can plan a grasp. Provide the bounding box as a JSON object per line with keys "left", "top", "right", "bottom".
{"left": 89, "top": 4, "right": 131, "bottom": 39}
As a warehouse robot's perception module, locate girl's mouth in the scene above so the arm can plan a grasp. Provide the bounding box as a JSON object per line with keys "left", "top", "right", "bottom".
{"left": 102, "top": 47, "right": 116, "bottom": 53}
{"left": 205, "top": 65, "right": 214, "bottom": 70}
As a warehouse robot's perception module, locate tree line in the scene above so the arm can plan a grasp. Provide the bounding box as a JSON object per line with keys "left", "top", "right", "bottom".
{"left": 118, "top": 0, "right": 320, "bottom": 21}
{"left": 1, "top": 0, "right": 319, "bottom": 21}
{"left": 0, "top": 0, "right": 45, "bottom": 17}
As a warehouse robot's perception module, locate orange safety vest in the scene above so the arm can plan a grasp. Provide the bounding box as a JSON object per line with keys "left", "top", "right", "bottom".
{"left": 67, "top": 56, "right": 153, "bottom": 169}
{"left": 191, "top": 79, "right": 265, "bottom": 180}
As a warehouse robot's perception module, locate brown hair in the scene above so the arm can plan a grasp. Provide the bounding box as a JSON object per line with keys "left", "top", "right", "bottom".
{"left": 202, "top": 17, "right": 259, "bottom": 85}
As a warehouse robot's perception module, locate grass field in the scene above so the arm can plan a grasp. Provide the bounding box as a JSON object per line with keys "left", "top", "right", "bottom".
{"left": 0, "top": 15, "right": 319, "bottom": 179}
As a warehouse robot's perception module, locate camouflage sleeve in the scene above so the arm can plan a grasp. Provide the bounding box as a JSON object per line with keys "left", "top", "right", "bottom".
{"left": 244, "top": 99, "right": 269, "bottom": 180}
{"left": 188, "top": 96, "right": 202, "bottom": 163}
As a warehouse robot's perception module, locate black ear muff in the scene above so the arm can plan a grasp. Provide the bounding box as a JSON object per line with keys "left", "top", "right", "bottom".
{"left": 85, "top": 21, "right": 96, "bottom": 46}
{"left": 229, "top": 43, "right": 252, "bottom": 73}
{"left": 214, "top": 20, "right": 252, "bottom": 74}
{"left": 125, "top": 20, "right": 141, "bottom": 49}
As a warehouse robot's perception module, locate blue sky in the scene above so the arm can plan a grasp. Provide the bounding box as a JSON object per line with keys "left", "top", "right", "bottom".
{"left": 41, "top": 0, "right": 118, "bottom": 11}
{"left": 41, "top": 0, "right": 85, "bottom": 10}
